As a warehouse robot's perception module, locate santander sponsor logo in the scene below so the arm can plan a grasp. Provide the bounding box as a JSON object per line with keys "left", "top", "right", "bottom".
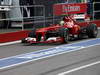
{"left": 62, "top": 5, "right": 80, "bottom": 13}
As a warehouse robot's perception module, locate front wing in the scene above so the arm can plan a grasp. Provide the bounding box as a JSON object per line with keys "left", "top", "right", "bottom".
{"left": 23, "top": 37, "right": 64, "bottom": 44}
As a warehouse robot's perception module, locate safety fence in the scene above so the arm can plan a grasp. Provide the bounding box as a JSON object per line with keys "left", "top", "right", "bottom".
{"left": 0, "top": 5, "right": 45, "bottom": 33}
{"left": 93, "top": 2, "right": 100, "bottom": 20}
{"left": 0, "top": 2, "right": 100, "bottom": 34}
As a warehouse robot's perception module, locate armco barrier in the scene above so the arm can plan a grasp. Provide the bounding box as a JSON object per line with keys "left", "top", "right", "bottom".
{"left": 0, "top": 30, "right": 30, "bottom": 43}
{"left": 0, "top": 20, "right": 100, "bottom": 43}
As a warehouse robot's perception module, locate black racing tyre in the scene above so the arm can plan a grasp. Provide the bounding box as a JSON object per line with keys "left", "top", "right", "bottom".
{"left": 37, "top": 34, "right": 48, "bottom": 41}
{"left": 78, "top": 29, "right": 83, "bottom": 39}
{"left": 44, "top": 34, "right": 49, "bottom": 41}
{"left": 21, "top": 38, "right": 27, "bottom": 43}
{"left": 59, "top": 28, "right": 69, "bottom": 43}
{"left": 36, "top": 34, "right": 41, "bottom": 41}
{"left": 28, "top": 28, "right": 36, "bottom": 38}
{"left": 78, "top": 33, "right": 83, "bottom": 39}
{"left": 86, "top": 23, "right": 98, "bottom": 38}
{"left": 43, "top": 31, "right": 49, "bottom": 41}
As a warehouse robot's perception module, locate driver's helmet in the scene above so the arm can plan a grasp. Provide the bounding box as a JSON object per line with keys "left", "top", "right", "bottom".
{"left": 63, "top": 16, "right": 70, "bottom": 22}
{"left": 60, "top": 20, "right": 64, "bottom": 26}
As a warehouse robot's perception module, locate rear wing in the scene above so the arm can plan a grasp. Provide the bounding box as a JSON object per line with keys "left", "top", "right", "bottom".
{"left": 53, "top": 3, "right": 87, "bottom": 16}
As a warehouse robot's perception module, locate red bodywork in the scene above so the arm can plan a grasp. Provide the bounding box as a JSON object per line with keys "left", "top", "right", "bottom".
{"left": 27, "top": 25, "right": 64, "bottom": 43}
{"left": 26, "top": 19, "right": 85, "bottom": 44}
{"left": 22, "top": 3, "right": 95, "bottom": 44}
{"left": 36, "top": 25, "right": 63, "bottom": 43}
{"left": 24, "top": 16, "right": 91, "bottom": 44}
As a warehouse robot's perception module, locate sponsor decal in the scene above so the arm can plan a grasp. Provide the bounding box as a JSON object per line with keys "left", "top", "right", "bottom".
{"left": 53, "top": 3, "right": 87, "bottom": 16}
{"left": 62, "top": 5, "right": 80, "bottom": 13}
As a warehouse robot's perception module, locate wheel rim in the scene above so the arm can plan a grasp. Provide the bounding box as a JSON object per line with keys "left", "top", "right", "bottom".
{"left": 93, "top": 27, "right": 98, "bottom": 36}
{"left": 64, "top": 30, "right": 69, "bottom": 42}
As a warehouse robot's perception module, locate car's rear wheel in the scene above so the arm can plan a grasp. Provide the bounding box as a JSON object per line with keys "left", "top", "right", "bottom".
{"left": 86, "top": 23, "right": 98, "bottom": 38}
{"left": 78, "top": 29, "right": 83, "bottom": 39}
{"left": 78, "top": 33, "right": 83, "bottom": 39}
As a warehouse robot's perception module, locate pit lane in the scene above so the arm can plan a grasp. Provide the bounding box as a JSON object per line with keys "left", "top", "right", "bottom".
{"left": 0, "top": 30, "right": 100, "bottom": 75}
{"left": 0, "top": 30, "right": 100, "bottom": 59}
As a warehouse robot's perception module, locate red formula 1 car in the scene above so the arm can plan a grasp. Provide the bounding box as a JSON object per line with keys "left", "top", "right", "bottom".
{"left": 21, "top": 15, "right": 98, "bottom": 44}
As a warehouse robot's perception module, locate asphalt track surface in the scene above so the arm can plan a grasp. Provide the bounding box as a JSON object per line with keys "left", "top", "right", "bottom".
{"left": 0, "top": 30, "right": 100, "bottom": 75}
{"left": 0, "top": 30, "right": 100, "bottom": 59}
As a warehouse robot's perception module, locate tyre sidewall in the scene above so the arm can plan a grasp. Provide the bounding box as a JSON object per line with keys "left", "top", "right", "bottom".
{"left": 59, "top": 28, "right": 69, "bottom": 43}
{"left": 87, "top": 23, "right": 98, "bottom": 38}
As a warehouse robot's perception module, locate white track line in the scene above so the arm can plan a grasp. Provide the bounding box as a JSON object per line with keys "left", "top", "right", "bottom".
{"left": 0, "top": 41, "right": 100, "bottom": 70}
{"left": 58, "top": 60, "right": 100, "bottom": 75}
{"left": 0, "top": 40, "right": 21, "bottom": 46}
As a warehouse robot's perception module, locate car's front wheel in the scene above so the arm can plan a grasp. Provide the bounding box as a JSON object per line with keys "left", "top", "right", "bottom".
{"left": 59, "top": 28, "right": 69, "bottom": 43}
{"left": 28, "top": 28, "right": 36, "bottom": 38}
{"left": 21, "top": 38, "right": 27, "bottom": 43}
